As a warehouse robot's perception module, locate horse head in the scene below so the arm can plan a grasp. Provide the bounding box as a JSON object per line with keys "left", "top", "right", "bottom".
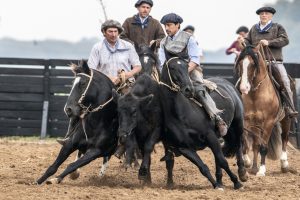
{"left": 136, "top": 43, "right": 159, "bottom": 76}
{"left": 64, "top": 60, "right": 115, "bottom": 119}
{"left": 160, "top": 49, "right": 194, "bottom": 98}
{"left": 235, "top": 44, "right": 266, "bottom": 94}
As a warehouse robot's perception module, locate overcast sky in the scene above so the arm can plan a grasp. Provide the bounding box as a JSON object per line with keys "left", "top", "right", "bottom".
{"left": 0, "top": 0, "right": 280, "bottom": 51}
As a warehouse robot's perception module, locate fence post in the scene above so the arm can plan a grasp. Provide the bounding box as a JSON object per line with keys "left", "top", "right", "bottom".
{"left": 40, "top": 61, "right": 50, "bottom": 139}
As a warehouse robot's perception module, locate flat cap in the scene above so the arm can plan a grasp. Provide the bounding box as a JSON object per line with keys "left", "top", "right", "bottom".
{"left": 160, "top": 13, "right": 183, "bottom": 25}
{"left": 256, "top": 6, "right": 276, "bottom": 15}
{"left": 101, "top": 20, "right": 123, "bottom": 33}
{"left": 183, "top": 25, "right": 195, "bottom": 32}
{"left": 236, "top": 26, "right": 249, "bottom": 34}
{"left": 135, "top": 0, "right": 153, "bottom": 7}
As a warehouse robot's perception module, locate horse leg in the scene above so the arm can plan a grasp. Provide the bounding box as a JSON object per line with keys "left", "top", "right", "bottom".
{"left": 207, "top": 133, "right": 243, "bottom": 190}
{"left": 36, "top": 141, "right": 76, "bottom": 185}
{"left": 215, "top": 160, "right": 223, "bottom": 187}
{"left": 178, "top": 148, "right": 221, "bottom": 189}
{"left": 242, "top": 134, "right": 252, "bottom": 168}
{"left": 280, "top": 117, "right": 291, "bottom": 173}
{"left": 46, "top": 148, "right": 101, "bottom": 184}
{"left": 256, "top": 145, "right": 268, "bottom": 176}
{"left": 249, "top": 142, "right": 259, "bottom": 174}
{"left": 69, "top": 151, "right": 83, "bottom": 180}
{"left": 99, "top": 156, "right": 110, "bottom": 177}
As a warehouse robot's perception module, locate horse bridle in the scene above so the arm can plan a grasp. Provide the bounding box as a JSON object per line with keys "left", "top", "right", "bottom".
{"left": 159, "top": 57, "right": 181, "bottom": 92}
{"left": 77, "top": 69, "right": 113, "bottom": 114}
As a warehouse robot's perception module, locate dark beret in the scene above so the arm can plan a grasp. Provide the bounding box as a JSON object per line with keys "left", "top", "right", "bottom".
{"left": 160, "top": 13, "right": 183, "bottom": 25}
{"left": 236, "top": 26, "right": 249, "bottom": 34}
{"left": 183, "top": 25, "right": 195, "bottom": 32}
{"left": 101, "top": 20, "right": 124, "bottom": 33}
{"left": 256, "top": 6, "right": 276, "bottom": 15}
{"left": 135, "top": 0, "right": 153, "bottom": 7}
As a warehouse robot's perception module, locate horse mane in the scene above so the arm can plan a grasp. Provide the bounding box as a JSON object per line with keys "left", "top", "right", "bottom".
{"left": 69, "top": 60, "right": 91, "bottom": 75}
{"left": 235, "top": 45, "right": 260, "bottom": 74}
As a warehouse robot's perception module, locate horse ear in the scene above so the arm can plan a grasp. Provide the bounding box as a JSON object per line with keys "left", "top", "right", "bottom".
{"left": 81, "top": 60, "right": 91, "bottom": 75}
{"left": 139, "top": 94, "right": 154, "bottom": 106}
{"left": 150, "top": 41, "right": 156, "bottom": 52}
{"left": 112, "top": 89, "right": 120, "bottom": 103}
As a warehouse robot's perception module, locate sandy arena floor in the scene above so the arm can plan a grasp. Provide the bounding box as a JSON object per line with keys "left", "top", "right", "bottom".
{"left": 0, "top": 138, "right": 299, "bottom": 200}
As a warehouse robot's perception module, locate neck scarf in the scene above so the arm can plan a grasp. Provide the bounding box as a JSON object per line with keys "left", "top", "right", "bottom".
{"left": 133, "top": 14, "right": 149, "bottom": 29}
{"left": 256, "top": 21, "right": 273, "bottom": 33}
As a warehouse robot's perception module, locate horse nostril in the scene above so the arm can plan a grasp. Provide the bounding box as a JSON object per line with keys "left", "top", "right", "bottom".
{"left": 65, "top": 107, "right": 73, "bottom": 117}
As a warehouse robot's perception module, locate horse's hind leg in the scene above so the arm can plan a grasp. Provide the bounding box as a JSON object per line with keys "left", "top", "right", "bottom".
{"left": 256, "top": 145, "right": 268, "bottom": 176}
{"left": 280, "top": 117, "right": 291, "bottom": 173}
{"left": 178, "top": 148, "right": 220, "bottom": 189}
{"left": 46, "top": 148, "right": 101, "bottom": 184}
{"left": 207, "top": 132, "right": 243, "bottom": 190}
{"left": 69, "top": 151, "right": 82, "bottom": 180}
{"left": 36, "top": 142, "right": 76, "bottom": 185}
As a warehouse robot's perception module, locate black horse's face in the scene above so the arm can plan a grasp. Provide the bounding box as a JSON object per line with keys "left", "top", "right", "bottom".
{"left": 64, "top": 74, "right": 90, "bottom": 118}
{"left": 137, "top": 44, "right": 158, "bottom": 75}
{"left": 164, "top": 58, "right": 194, "bottom": 97}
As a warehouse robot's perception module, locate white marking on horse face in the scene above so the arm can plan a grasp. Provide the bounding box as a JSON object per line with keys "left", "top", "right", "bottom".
{"left": 177, "top": 61, "right": 181, "bottom": 64}
{"left": 70, "top": 77, "right": 81, "bottom": 95}
{"left": 143, "top": 56, "right": 149, "bottom": 64}
{"left": 239, "top": 57, "right": 251, "bottom": 94}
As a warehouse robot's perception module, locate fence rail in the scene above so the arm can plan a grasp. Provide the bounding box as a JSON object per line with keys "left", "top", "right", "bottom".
{"left": 0, "top": 57, "right": 299, "bottom": 148}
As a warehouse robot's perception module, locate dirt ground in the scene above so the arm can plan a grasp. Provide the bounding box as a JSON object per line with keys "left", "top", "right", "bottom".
{"left": 0, "top": 138, "right": 299, "bottom": 200}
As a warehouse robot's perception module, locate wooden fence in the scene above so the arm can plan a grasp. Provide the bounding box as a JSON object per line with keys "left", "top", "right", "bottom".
{"left": 0, "top": 57, "right": 299, "bottom": 148}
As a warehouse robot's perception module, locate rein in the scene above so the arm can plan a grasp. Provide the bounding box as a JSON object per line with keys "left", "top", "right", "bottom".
{"left": 159, "top": 57, "right": 181, "bottom": 92}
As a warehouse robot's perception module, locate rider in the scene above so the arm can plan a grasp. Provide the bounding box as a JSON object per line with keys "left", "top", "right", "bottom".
{"left": 57, "top": 19, "right": 142, "bottom": 145}
{"left": 226, "top": 26, "right": 249, "bottom": 59}
{"left": 183, "top": 25, "right": 204, "bottom": 62}
{"left": 158, "top": 13, "right": 228, "bottom": 136}
{"left": 241, "top": 6, "right": 298, "bottom": 117}
{"left": 120, "top": 0, "right": 165, "bottom": 49}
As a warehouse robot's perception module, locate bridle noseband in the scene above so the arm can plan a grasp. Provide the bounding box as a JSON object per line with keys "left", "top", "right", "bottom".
{"left": 159, "top": 57, "right": 181, "bottom": 92}
{"left": 77, "top": 69, "right": 113, "bottom": 114}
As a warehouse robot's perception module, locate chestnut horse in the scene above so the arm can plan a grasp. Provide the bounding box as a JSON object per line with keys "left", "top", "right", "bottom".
{"left": 235, "top": 44, "right": 291, "bottom": 176}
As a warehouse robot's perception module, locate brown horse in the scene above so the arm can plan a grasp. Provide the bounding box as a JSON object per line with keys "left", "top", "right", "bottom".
{"left": 235, "top": 44, "right": 291, "bottom": 176}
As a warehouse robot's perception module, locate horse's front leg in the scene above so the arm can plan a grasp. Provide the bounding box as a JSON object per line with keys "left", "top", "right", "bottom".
{"left": 36, "top": 141, "right": 76, "bottom": 185}
{"left": 45, "top": 148, "right": 101, "bottom": 184}
{"left": 280, "top": 117, "right": 291, "bottom": 173}
{"left": 99, "top": 156, "right": 110, "bottom": 177}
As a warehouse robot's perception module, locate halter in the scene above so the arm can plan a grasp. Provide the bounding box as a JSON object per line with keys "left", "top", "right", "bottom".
{"left": 159, "top": 57, "right": 181, "bottom": 92}
{"left": 77, "top": 69, "right": 113, "bottom": 114}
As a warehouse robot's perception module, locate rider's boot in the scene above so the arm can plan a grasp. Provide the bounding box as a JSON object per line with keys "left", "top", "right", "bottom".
{"left": 282, "top": 90, "right": 298, "bottom": 118}
{"left": 193, "top": 85, "right": 228, "bottom": 136}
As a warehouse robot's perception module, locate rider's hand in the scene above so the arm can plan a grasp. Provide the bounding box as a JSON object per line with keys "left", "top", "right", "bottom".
{"left": 260, "top": 39, "right": 269, "bottom": 46}
{"left": 111, "top": 77, "right": 120, "bottom": 85}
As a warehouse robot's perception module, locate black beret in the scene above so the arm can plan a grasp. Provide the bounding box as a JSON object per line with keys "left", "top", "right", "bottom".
{"left": 256, "top": 6, "right": 276, "bottom": 15}
{"left": 135, "top": 0, "right": 153, "bottom": 7}
{"left": 160, "top": 13, "right": 183, "bottom": 25}
{"left": 236, "top": 26, "right": 249, "bottom": 34}
{"left": 183, "top": 25, "right": 195, "bottom": 32}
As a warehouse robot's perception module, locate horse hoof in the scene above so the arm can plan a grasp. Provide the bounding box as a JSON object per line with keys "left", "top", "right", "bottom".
{"left": 234, "top": 182, "right": 243, "bottom": 190}
{"left": 69, "top": 171, "right": 80, "bottom": 180}
{"left": 256, "top": 172, "right": 265, "bottom": 177}
{"left": 45, "top": 178, "right": 61, "bottom": 185}
{"left": 166, "top": 182, "right": 174, "bottom": 189}
{"left": 238, "top": 170, "right": 249, "bottom": 182}
{"left": 215, "top": 187, "right": 224, "bottom": 191}
{"left": 281, "top": 167, "right": 289, "bottom": 173}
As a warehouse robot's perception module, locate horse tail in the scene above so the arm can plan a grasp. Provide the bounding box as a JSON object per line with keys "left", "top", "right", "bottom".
{"left": 267, "top": 122, "right": 282, "bottom": 160}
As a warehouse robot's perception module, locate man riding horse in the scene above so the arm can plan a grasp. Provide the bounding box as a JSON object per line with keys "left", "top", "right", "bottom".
{"left": 158, "top": 13, "right": 228, "bottom": 136}
{"left": 240, "top": 6, "right": 298, "bottom": 117}
{"left": 57, "top": 19, "right": 142, "bottom": 144}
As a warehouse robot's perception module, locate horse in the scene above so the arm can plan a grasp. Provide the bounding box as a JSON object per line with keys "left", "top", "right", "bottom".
{"left": 114, "top": 44, "right": 174, "bottom": 186}
{"left": 158, "top": 52, "right": 246, "bottom": 190}
{"left": 235, "top": 44, "right": 292, "bottom": 176}
{"left": 36, "top": 60, "right": 118, "bottom": 184}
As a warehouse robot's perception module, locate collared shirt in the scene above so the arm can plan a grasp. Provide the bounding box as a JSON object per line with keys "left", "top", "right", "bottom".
{"left": 88, "top": 38, "right": 141, "bottom": 79}
{"left": 158, "top": 30, "right": 200, "bottom": 71}
{"left": 139, "top": 15, "right": 149, "bottom": 29}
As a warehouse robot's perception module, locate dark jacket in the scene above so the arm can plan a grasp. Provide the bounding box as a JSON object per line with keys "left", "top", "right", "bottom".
{"left": 120, "top": 15, "right": 165, "bottom": 48}
{"left": 245, "top": 23, "right": 289, "bottom": 61}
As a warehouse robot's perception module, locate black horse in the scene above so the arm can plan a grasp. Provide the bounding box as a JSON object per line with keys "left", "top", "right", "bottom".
{"left": 158, "top": 53, "right": 246, "bottom": 190}
{"left": 36, "top": 61, "right": 118, "bottom": 184}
